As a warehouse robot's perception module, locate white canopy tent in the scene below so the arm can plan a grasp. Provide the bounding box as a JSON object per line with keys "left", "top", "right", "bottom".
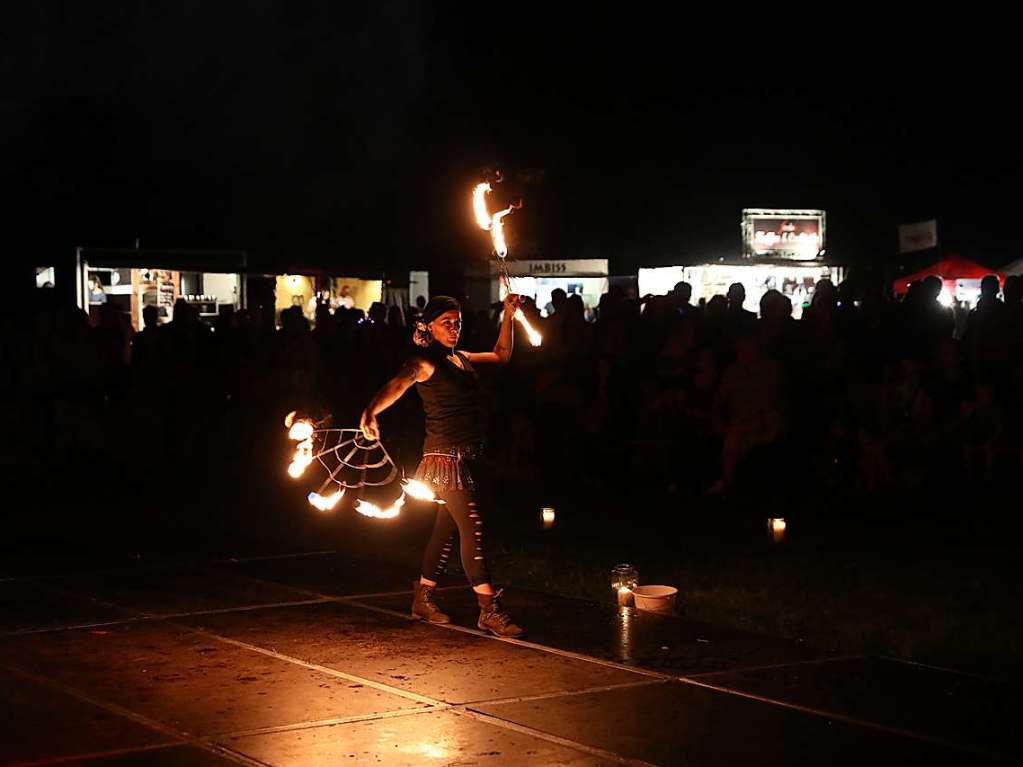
{"left": 1001, "top": 257, "right": 1023, "bottom": 276}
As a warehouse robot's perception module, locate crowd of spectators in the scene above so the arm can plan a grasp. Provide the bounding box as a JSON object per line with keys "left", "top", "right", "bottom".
{"left": 6, "top": 273, "right": 1023, "bottom": 506}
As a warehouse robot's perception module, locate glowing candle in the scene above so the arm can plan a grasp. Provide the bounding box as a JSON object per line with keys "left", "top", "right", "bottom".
{"left": 611, "top": 564, "right": 638, "bottom": 608}
{"left": 768, "top": 518, "right": 786, "bottom": 543}
{"left": 541, "top": 507, "right": 555, "bottom": 529}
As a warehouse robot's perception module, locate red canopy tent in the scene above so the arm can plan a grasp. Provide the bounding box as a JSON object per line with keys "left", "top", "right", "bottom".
{"left": 892, "top": 253, "right": 1004, "bottom": 295}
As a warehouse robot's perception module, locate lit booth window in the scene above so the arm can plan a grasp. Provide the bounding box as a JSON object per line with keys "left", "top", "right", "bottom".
{"left": 75, "top": 247, "right": 247, "bottom": 329}
{"left": 640, "top": 262, "right": 843, "bottom": 319}
{"left": 273, "top": 275, "right": 384, "bottom": 322}
{"left": 638, "top": 208, "right": 840, "bottom": 319}
{"left": 274, "top": 274, "right": 318, "bottom": 320}
{"left": 272, "top": 272, "right": 426, "bottom": 325}
{"left": 488, "top": 259, "right": 609, "bottom": 318}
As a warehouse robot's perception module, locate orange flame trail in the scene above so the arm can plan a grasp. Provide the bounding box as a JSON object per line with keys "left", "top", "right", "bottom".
{"left": 471, "top": 180, "right": 541, "bottom": 346}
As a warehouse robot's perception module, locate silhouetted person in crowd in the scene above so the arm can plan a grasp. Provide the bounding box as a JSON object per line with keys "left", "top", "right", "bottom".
{"left": 964, "top": 275, "right": 1005, "bottom": 339}
{"left": 712, "top": 333, "right": 784, "bottom": 491}
{"left": 804, "top": 279, "right": 838, "bottom": 333}
{"left": 963, "top": 275, "right": 1007, "bottom": 380}
{"left": 924, "top": 276, "right": 955, "bottom": 339}
{"left": 671, "top": 281, "right": 697, "bottom": 319}
{"left": 901, "top": 276, "right": 953, "bottom": 357}
{"left": 387, "top": 304, "right": 406, "bottom": 329}
{"left": 546, "top": 287, "right": 568, "bottom": 318}
{"left": 366, "top": 301, "right": 386, "bottom": 324}
{"left": 94, "top": 302, "right": 132, "bottom": 399}
{"left": 542, "top": 288, "right": 569, "bottom": 356}
{"left": 1003, "top": 275, "right": 1023, "bottom": 357}
{"left": 409, "top": 295, "right": 427, "bottom": 324}
{"left": 1003, "top": 275, "right": 1022, "bottom": 316}
{"left": 314, "top": 302, "right": 332, "bottom": 330}
{"left": 131, "top": 305, "right": 161, "bottom": 369}
{"left": 758, "top": 289, "right": 798, "bottom": 369}
{"left": 726, "top": 283, "right": 757, "bottom": 336}
{"left": 705, "top": 294, "right": 728, "bottom": 328}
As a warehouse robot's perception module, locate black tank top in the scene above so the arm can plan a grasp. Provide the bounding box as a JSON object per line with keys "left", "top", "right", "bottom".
{"left": 414, "top": 348, "right": 484, "bottom": 451}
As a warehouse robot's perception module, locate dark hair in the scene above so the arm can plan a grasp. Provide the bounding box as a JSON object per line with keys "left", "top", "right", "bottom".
{"left": 414, "top": 296, "right": 461, "bottom": 347}
{"left": 420, "top": 296, "right": 461, "bottom": 323}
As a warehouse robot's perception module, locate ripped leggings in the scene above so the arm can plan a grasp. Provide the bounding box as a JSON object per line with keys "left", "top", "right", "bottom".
{"left": 420, "top": 488, "right": 491, "bottom": 587}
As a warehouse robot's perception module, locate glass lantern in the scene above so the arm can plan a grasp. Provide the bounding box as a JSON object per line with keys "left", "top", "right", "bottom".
{"left": 541, "top": 507, "right": 556, "bottom": 529}
{"left": 610, "top": 563, "right": 639, "bottom": 607}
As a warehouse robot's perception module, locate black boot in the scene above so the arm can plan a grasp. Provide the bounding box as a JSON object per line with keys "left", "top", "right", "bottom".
{"left": 411, "top": 581, "right": 450, "bottom": 624}
{"left": 476, "top": 589, "right": 524, "bottom": 637}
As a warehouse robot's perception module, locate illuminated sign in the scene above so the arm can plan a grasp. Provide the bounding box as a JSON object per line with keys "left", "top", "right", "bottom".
{"left": 493, "top": 259, "right": 609, "bottom": 277}
{"left": 742, "top": 209, "right": 825, "bottom": 260}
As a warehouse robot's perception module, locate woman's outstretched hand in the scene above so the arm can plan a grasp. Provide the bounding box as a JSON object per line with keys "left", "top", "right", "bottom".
{"left": 503, "top": 292, "right": 521, "bottom": 315}
{"left": 359, "top": 411, "right": 380, "bottom": 441}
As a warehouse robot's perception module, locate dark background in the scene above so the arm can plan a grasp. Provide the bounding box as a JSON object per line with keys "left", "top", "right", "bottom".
{"left": 4, "top": 4, "right": 1019, "bottom": 281}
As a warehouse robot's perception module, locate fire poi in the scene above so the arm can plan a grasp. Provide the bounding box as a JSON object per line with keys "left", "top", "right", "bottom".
{"left": 284, "top": 412, "right": 435, "bottom": 518}
{"left": 472, "top": 177, "right": 542, "bottom": 346}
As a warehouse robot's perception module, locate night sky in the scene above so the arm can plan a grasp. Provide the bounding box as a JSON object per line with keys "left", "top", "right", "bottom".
{"left": 7, "top": 4, "right": 1019, "bottom": 278}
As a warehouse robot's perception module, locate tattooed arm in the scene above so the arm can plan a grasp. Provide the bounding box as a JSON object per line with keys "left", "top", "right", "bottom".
{"left": 359, "top": 356, "right": 434, "bottom": 440}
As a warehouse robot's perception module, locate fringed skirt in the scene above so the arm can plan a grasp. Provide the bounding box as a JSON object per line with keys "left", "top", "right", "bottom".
{"left": 414, "top": 442, "right": 484, "bottom": 491}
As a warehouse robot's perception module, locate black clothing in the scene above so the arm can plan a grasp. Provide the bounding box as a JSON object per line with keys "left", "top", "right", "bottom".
{"left": 419, "top": 480, "right": 491, "bottom": 587}
{"left": 415, "top": 348, "right": 484, "bottom": 454}
{"left": 412, "top": 344, "right": 491, "bottom": 587}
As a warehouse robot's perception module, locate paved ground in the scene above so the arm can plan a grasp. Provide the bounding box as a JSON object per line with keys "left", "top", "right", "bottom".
{"left": 0, "top": 551, "right": 1016, "bottom": 766}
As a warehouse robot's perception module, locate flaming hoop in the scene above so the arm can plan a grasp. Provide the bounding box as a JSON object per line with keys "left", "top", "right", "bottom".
{"left": 472, "top": 179, "right": 542, "bottom": 346}
{"left": 284, "top": 412, "right": 443, "bottom": 518}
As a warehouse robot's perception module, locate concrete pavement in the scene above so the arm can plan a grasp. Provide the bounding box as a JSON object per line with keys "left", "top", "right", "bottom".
{"left": 0, "top": 552, "right": 1015, "bottom": 765}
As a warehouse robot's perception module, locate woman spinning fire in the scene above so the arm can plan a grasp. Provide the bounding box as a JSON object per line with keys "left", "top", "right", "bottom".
{"left": 359, "top": 293, "right": 524, "bottom": 637}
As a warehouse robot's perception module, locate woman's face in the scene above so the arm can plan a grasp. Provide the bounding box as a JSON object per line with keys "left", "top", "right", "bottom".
{"left": 429, "top": 310, "right": 461, "bottom": 348}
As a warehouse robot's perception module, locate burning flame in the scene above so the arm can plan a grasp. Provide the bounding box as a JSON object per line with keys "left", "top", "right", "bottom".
{"left": 288, "top": 420, "right": 315, "bottom": 441}
{"left": 402, "top": 479, "right": 445, "bottom": 504}
{"left": 472, "top": 178, "right": 541, "bottom": 346}
{"left": 497, "top": 281, "right": 541, "bottom": 347}
{"left": 284, "top": 411, "right": 297, "bottom": 428}
{"left": 308, "top": 489, "right": 344, "bottom": 511}
{"left": 287, "top": 438, "right": 315, "bottom": 478}
{"left": 471, "top": 180, "right": 521, "bottom": 260}
{"left": 489, "top": 204, "right": 518, "bottom": 259}
{"left": 355, "top": 495, "right": 404, "bottom": 519}
{"left": 473, "top": 183, "right": 494, "bottom": 231}
{"left": 517, "top": 309, "right": 542, "bottom": 346}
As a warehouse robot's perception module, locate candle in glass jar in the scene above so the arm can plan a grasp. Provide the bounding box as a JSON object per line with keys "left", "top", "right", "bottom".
{"left": 610, "top": 564, "right": 639, "bottom": 606}
{"left": 541, "top": 507, "right": 555, "bottom": 529}
{"left": 768, "top": 518, "right": 786, "bottom": 543}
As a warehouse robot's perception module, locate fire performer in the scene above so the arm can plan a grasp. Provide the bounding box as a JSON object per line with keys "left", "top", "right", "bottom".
{"left": 359, "top": 293, "right": 525, "bottom": 637}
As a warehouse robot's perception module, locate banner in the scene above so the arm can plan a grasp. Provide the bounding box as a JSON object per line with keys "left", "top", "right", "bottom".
{"left": 493, "top": 259, "right": 609, "bottom": 277}
{"left": 742, "top": 209, "right": 825, "bottom": 260}
{"left": 898, "top": 220, "right": 938, "bottom": 253}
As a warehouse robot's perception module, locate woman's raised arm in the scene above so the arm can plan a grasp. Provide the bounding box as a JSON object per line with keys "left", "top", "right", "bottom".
{"left": 465, "top": 293, "right": 519, "bottom": 366}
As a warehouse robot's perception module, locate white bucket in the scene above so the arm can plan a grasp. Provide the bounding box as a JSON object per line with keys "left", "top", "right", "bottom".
{"left": 632, "top": 585, "right": 678, "bottom": 613}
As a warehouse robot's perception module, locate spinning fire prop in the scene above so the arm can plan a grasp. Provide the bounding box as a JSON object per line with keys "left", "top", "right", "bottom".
{"left": 472, "top": 178, "right": 542, "bottom": 346}
{"left": 284, "top": 412, "right": 442, "bottom": 518}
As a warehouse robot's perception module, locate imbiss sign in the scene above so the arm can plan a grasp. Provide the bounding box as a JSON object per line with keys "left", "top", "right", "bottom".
{"left": 492, "top": 259, "right": 609, "bottom": 277}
